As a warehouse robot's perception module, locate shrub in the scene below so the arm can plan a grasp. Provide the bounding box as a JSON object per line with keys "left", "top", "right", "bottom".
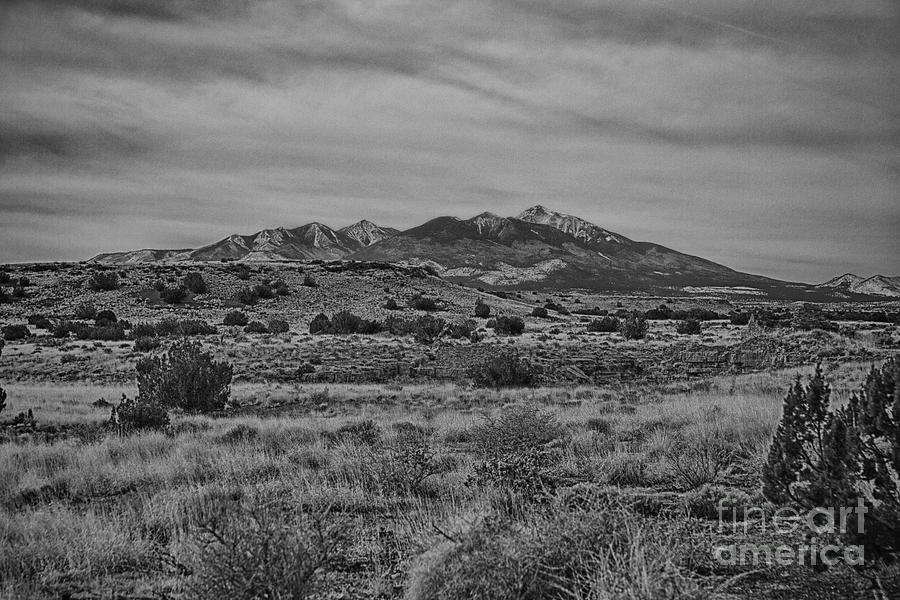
{"left": 492, "top": 315, "right": 525, "bottom": 336}
{"left": 384, "top": 298, "right": 399, "bottom": 310}
{"left": 469, "top": 352, "right": 539, "bottom": 388}
{"left": 232, "top": 264, "right": 251, "bottom": 280}
{"left": 160, "top": 286, "right": 188, "bottom": 304}
{"left": 2, "top": 324, "right": 30, "bottom": 341}
{"left": 762, "top": 360, "right": 900, "bottom": 557}
{"left": 621, "top": 314, "right": 648, "bottom": 340}
{"left": 791, "top": 303, "right": 837, "bottom": 332}
{"left": 183, "top": 271, "right": 208, "bottom": 294}
{"left": 26, "top": 314, "right": 52, "bottom": 330}
{"left": 309, "top": 313, "right": 331, "bottom": 334}
{"left": 668, "top": 434, "right": 734, "bottom": 490}
{"left": 223, "top": 310, "right": 248, "bottom": 326}
{"left": 681, "top": 484, "right": 752, "bottom": 521}
{"left": 133, "top": 336, "right": 161, "bottom": 353}
{"left": 447, "top": 320, "right": 476, "bottom": 340}
{"left": 376, "top": 429, "right": 447, "bottom": 497}
{"left": 474, "top": 301, "right": 490, "bottom": 318}
{"left": 94, "top": 309, "right": 117, "bottom": 326}
{"left": 413, "top": 315, "right": 444, "bottom": 344}
{"left": 84, "top": 324, "right": 126, "bottom": 341}
{"left": 406, "top": 497, "right": 702, "bottom": 600}
{"left": 111, "top": 394, "right": 169, "bottom": 432}
{"left": 0, "top": 288, "right": 9, "bottom": 304}
{"left": 587, "top": 316, "right": 619, "bottom": 333}
{"left": 729, "top": 312, "right": 751, "bottom": 326}
{"left": 267, "top": 318, "right": 290, "bottom": 334}
{"left": 186, "top": 498, "right": 343, "bottom": 600}
{"left": 302, "top": 272, "right": 318, "bottom": 287}
{"left": 74, "top": 301, "right": 97, "bottom": 320}
{"left": 327, "top": 419, "right": 382, "bottom": 446}
{"left": 253, "top": 283, "right": 275, "bottom": 300}
{"left": 0, "top": 272, "right": 9, "bottom": 284}
{"left": 153, "top": 279, "right": 167, "bottom": 292}
{"left": 675, "top": 319, "right": 702, "bottom": 335}
{"left": 585, "top": 417, "right": 612, "bottom": 435}
{"left": 409, "top": 294, "right": 438, "bottom": 311}
{"left": 136, "top": 339, "right": 233, "bottom": 413}
{"left": 154, "top": 318, "right": 217, "bottom": 337}
{"left": 0, "top": 385, "right": 5, "bottom": 416}
{"left": 469, "top": 405, "right": 565, "bottom": 497}
{"left": 87, "top": 270, "right": 119, "bottom": 291}
{"left": 11, "top": 286, "right": 25, "bottom": 299}
{"left": 309, "top": 311, "right": 381, "bottom": 335}
{"left": 531, "top": 307, "right": 549, "bottom": 318}
{"left": 244, "top": 321, "right": 269, "bottom": 334}
{"left": 236, "top": 287, "right": 259, "bottom": 305}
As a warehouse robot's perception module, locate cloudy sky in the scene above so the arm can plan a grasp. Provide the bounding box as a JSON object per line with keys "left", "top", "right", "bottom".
{"left": 1, "top": 0, "right": 897, "bottom": 282}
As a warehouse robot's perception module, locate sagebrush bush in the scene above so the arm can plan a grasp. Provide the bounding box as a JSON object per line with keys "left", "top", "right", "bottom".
{"left": 474, "top": 300, "right": 490, "bottom": 318}
{"left": 87, "top": 271, "right": 119, "bottom": 291}
{"left": 222, "top": 310, "right": 248, "bottom": 326}
{"left": 94, "top": 309, "right": 117, "bottom": 325}
{"left": 377, "top": 428, "right": 448, "bottom": 497}
{"left": 675, "top": 319, "right": 702, "bottom": 335}
{"left": 587, "top": 316, "right": 619, "bottom": 332}
{"left": 309, "top": 312, "right": 381, "bottom": 335}
{"left": 469, "top": 352, "right": 538, "bottom": 388}
{"left": 621, "top": 314, "right": 649, "bottom": 340}
{"left": 74, "top": 302, "right": 97, "bottom": 320}
{"left": 136, "top": 339, "right": 233, "bottom": 413}
{"left": 492, "top": 316, "right": 525, "bottom": 336}
{"left": 469, "top": 406, "right": 566, "bottom": 499}
{"left": 406, "top": 496, "right": 703, "bottom": 600}
{"left": 267, "top": 318, "right": 290, "bottom": 334}
{"left": 531, "top": 307, "right": 548, "bottom": 318}
{"left": 110, "top": 394, "right": 169, "bottom": 432}
{"left": 409, "top": 294, "right": 438, "bottom": 311}
{"left": 160, "top": 286, "right": 188, "bottom": 304}
{"left": 384, "top": 298, "right": 399, "bottom": 310}
{"left": 325, "top": 419, "right": 382, "bottom": 446}
{"left": 668, "top": 434, "right": 734, "bottom": 490}
{"left": 133, "top": 336, "right": 160, "bottom": 353}
{"left": 244, "top": 321, "right": 269, "bottom": 334}
{"left": 2, "top": 324, "right": 30, "bottom": 341}
{"left": 681, "top": 484, "right": 751, "bottom": 521}
{"left": 153, "top": 318, "right": 217, "bottom": 337}
{"left": 186, "top": 499, "right": 345, "bottom": 600}
{"left": 182, "top": 271, "right": 207, "bottom": 294}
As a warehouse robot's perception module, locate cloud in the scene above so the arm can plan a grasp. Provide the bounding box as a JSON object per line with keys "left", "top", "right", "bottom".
{"left": 0, "top": 0, "right": 897, "bottom": 280}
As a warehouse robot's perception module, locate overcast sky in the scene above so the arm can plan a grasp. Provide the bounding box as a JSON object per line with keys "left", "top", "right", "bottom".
{"left": 1, "top": 0, "right": 897, "bottom": 282}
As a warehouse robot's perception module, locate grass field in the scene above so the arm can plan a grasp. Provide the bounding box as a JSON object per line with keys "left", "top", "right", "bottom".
{"left": 2, "top": 360, "right": 896, "bottom": 599}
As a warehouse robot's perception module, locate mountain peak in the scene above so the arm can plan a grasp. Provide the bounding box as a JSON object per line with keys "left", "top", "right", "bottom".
{"left": 516, "top": 206, "right": 629, "bottom": 246}
{"left": 338, "top": 219, "right": 396, "bottom": 247}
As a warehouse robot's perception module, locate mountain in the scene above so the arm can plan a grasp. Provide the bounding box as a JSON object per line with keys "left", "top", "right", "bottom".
{"left": 338, "top": 220, "right": 399, "bottom": 247}
{"left": 88, "top": 206, "right": 889, "bottom": 298}
{"left": 91, "top": 220, "right": 394, "bottom": 264}
{"left": 352, "top": 206, "right": 794, "bottom": 292}
{"left": 817, "top": 273, "right": 900, "bottom": 297}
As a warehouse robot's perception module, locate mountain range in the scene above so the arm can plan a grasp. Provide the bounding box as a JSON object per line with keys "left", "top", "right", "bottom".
{"left": 817, "top": 273, "right": 900, "bottom": 298}
{"left": 90, "top": 206, "right": 897, "bottom": 297}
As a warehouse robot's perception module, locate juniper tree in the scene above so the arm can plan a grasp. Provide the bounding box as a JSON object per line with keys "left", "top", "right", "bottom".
{"left": 762, "top": 359, "right": 900, "bottom": 557}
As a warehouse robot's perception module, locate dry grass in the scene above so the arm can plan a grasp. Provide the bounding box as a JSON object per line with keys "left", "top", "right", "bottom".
{"left": 0, "top": 361, "right": 882, "bottom": 598}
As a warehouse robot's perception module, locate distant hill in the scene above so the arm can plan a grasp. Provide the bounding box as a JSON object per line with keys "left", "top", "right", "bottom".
{"left": 89, "top": 206, "right": 892, "bottom": 298}
{"left": 817, "top": 273, "right": 900, "bottom": 297}
{"left": 92, "top": 220, "right": 395, "bottom": 264}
